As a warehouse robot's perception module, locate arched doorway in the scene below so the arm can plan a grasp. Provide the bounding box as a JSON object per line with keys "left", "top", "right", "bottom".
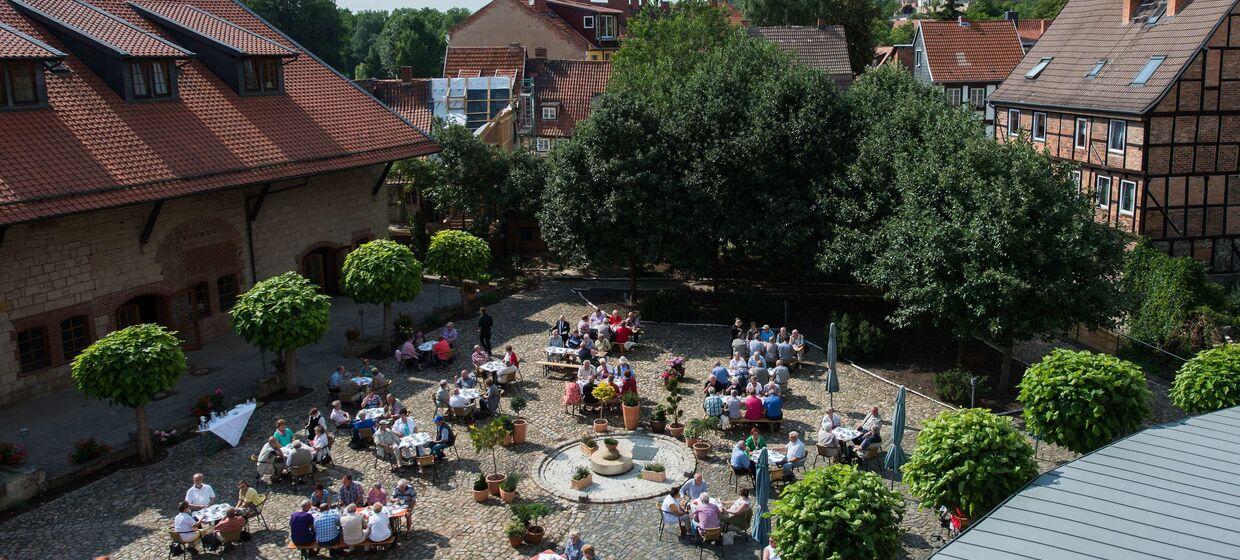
{"left": 302, "top": 247, "right": 341, "bottom": 295}
{"left": 116, "top": 294, "right": 166, "bottom": 328}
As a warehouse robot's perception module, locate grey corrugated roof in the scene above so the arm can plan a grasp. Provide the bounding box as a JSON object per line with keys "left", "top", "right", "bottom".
{"left": 933, "top": 405, "right": 1240, "bottom": 560}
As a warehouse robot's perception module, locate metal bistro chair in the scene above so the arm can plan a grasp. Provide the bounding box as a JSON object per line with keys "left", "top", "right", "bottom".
{"left": 218, "top": 529, "right": 249, "bottom": 556}
{"left": 728, "top": 465, "right": 753, "bottom": 492}
{"left": 415, "top": 453, "right": 439, "bottom": 484}
{"left": 166, "top": 528, "right": 202, "bottom": 559}
{"left": 813, "top": 442, "right": 840, "bottom": 467}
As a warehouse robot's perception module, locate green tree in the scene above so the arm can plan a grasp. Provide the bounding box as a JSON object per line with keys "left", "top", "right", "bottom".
{"left": 1170, "top": 344, "right": 1240, "bottom": 414}
{"left": 72, "top": 324, "right": 185, "bottom": 461}
{"left": 768, "top": 464, "right": 903, "bottom": 560}
{"left": 244, "top": 0, "right": 347, "bottom": 70}
{"left": 1020, "top": 349, "right": 1153, "bottom": 453}
{"left": 742, "top": 0, "right": 880, "bottom": 73}
{"left": 366, "top": 8, "right": 470, "bottom": 79}
{"left": 1122, "top": 241, "right": 1228, "bottom": 357}
{"left": 467, "top": 416, "right": 509, "bottom": 476}
{"left": 424, "top": 229, "right": 491, "bottom": 312}
{"left": 341, "top": 240, "right": 424, "bottom": 353}
{"left": 903, "top": 408, "right": 1037, "bottom": 518}
{"left": 344, "top": 10, "right": 389, "bottom": 78}
{"left": 231, "top": 272, "right": 331, "bottom": 395}
{"left": 1017, "top": 0, "right": 1067, "bottom": 19}
{"left": 935, "top": 0, "right": 963, "bottom": 19}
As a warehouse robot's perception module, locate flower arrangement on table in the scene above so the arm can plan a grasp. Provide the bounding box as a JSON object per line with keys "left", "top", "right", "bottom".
{"left": 0, "top": 442, "right": 26, "bottom": 466}
{"left": 190, "top": 388, "right": 224, "bottom": 418}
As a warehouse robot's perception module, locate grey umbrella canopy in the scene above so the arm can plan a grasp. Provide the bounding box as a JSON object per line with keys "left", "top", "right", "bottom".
{"left": 750, "top": 448, "right": 772, "bottom": 546}
{"left": 826, "top": 322, "right": 840, "bottom": 407}
{"left": 884, "top": 385, "right": 909, "bottom": 488}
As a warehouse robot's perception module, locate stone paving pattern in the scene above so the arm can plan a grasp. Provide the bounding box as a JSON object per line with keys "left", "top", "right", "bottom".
{"left": 0, "top": 281, "right": 1184, "bottom": 559}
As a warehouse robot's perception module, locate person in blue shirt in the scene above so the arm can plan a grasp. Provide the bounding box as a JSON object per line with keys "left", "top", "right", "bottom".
{"left": 430, "top": 416, "right": 454, "bottom": 460}
{"left": 729, "top": 440, "right": 755, "bottom": 475}
{"left": 313, "top": 506, "right": 342, "bottom": 546}
{"left": 328, "top": 366, "right": 345, "bottom": 390}
{"left": 702, "top": 387, "right": 723, "bottom": 418}
{"left": 711, "top": 362, "right": 730, "bottom": 390}
{"left": 763, "top": 389, "right": 783, "bottom": 421}
{"left": 563, "top": 529, "right": 587, "bottom": 560}
{"left": 351, "top": 412, "right": 376, "bottom": 444}
{"left": 758, "top": 325, "right": 775, "bottom": 342}
{"left": 567, "top": 332, "right": 583, "bottom": 349}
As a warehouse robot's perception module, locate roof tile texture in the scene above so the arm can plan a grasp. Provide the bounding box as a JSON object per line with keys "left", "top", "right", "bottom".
{"left": 0, "top": 21, "right": 62, "bottom": 57}
{"left": 920, "top": 19, "right": 1024, "bottom": 84}
{"left": 750, "top": 25, "right": 853, "bottom": 89}
{"left": 361, "top": 78, "right": 435, "bottom": 132}
{"left": 443, "top": 45, "right": 524, "bottom": 84}
{"left": 528, "top": 58, "right": 609, "bottom": 137}
{"left": 13, "top": 0, "right": 189, "bottom": 57}
{"left": 132, "top": 1, "right": 294, "bottom": 56}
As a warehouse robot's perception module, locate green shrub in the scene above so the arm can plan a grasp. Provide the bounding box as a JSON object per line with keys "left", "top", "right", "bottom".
{"left": 769, "top": 464, "right": 903, "bottom": 560}
{"left": 640, "top": 289, "right": 695, "bottom": 322}
{"left": 933, "top": 368, "right": 990, "bottom": 405}
{"left": 903, "top": 408, "right": 1037, "bottom": 518}
{"left": 393, "top": 313, "right": 415, "bottom": 339}
{"left": 480, "top": 291, "right": 502, "bottom": 306}
{"left": 1170, "top": 344, "right": 1240, "bottom": 414}
{"left": 1019, "top": 349, "right": 1152, "bottom": 453}
{"left": 833, "top": 312, "right": 887, "bottom": 361}
{"left": 1123, "top": 243, "right": 1228, "bottom": 355}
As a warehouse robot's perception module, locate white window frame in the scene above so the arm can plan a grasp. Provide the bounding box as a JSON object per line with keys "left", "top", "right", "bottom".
{"left": 599, "top": 15, "right": 616, "bottom": 39}
{"left": 1032, "top": 112, "right": 1047, "bottom": 141}
{"left": 1108, "top": 119, "right": 1127, "bottom": 153}
{"left": 1074, "top": 117, "right": 1089, "bottom": 150}
{"left": 541, "top": 106, "right": 557, "bottom": 120}
{"left": 915, "top": 49, "right": 922, "bottom": 68}
{"left": 1119, "top": 180, "right": 1136, "bottom": 215}
{"left": 1095, "top": 175, "right": 1112, "bottom": 209}
{"left": 535, "top": 137, "right": 551, "bottom": 152}
{"left": 583, "top": 15, "right": 595, "bottom": 29}
{"left": 946, "top": 87, "right": 962, "bottom": 107}
{"left": 1071, "top": 169, "right": 1081, "bottom": 187}
{"left": 1007, "top": 108, "right": 1021, "bottom": 136}
{"left": 969, "top": 87, "right": 985, "bottom": 110}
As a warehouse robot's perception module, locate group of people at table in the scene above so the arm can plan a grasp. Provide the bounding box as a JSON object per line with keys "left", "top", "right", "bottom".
{"left": 661, "top": 472, "right": 783, "bottom": 559}
{"left": 286, "top": 474, "right": 419, "bottom": 549}
{"left": 547, "top": 307, "right": 643, "bottom": 362}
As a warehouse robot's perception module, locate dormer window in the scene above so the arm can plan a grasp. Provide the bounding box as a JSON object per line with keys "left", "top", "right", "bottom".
{"left": 129, "top": 60, "right": 174, "bottom": 100}
{"left": 542, "top": 105, "right": 557, "bottom": 120}
{"left": 599, "top": 15, "right": 616, "bottom": 39}
{"left": 1, "top": 61, "right": 41, "bottom": 108}
{"left": 242, "top": 58, "right": 282, "bottom": 94}
{"left": 583, "top": 15, "right": 595, "bottom": 29}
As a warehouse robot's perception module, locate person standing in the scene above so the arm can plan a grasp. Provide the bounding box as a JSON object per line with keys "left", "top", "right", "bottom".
{"left": 478, "top": 307, "right": 494, "bottom": 355}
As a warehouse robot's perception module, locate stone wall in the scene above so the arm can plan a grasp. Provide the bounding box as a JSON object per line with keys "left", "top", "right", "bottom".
{"left": 0, "top": 164, "right": 388, "bottom": 407}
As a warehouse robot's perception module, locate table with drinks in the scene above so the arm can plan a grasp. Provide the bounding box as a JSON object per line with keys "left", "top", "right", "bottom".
{"left": 310, "top": 503, "right": 410, "bottom": 538}
{"left": 196, "top": 400, "right": 258, "bottom": 447}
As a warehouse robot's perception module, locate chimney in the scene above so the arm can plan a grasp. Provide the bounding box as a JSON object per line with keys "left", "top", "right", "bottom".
{"left": 1003, "top": 10, "right": 1018, "bottom": 25}
{"left": 399, "top": 66, "right": 412, "bottom": 83}
{"left": 534, "top": 46, "right": 547, "bottom": 59}
{"left": 1168, "top": 0, "right": 1191, "bottom": 15}
{"left": 1122, "top": 0, "right": 1140, "bottom": 21}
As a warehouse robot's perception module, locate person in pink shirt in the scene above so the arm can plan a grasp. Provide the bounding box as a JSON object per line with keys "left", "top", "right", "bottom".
{"left": 743, "top": 390, "right": 764, "bottom": 420}
{"left": 365, "top": 483, "right": 387, "bottom": 506}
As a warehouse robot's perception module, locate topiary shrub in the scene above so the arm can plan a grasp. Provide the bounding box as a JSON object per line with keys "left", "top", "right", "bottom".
{"left": 1170, "top": 344, "right": 1240, "bottom": 414}
{"left": 833, "top": 312, "right": 887, "bottom": 362}
{"left": 768, "top": 464, "right": 903, "bottom": 560}
{"left": 424, "top": 229, "right": 491, "bottom": 312}
{"left": 903, "top": 408, "right": 1037, "bottom": 518}
{"left": 341, "top": 239, "right": 423, "bottom": 353}
{"left": 933, "top": 368, "right": 990, "bottom": 406}
{"left": 1019, "top": 349, "right": 1152, "bottom": 454}
{"left": 231, "top": 272, "right": 330, "bottom": 395}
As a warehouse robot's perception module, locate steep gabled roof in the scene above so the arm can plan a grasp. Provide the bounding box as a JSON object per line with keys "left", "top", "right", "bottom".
{"left": 360, "top": 78, "right": 435, "bottom": 132}
{"left": 528, "top": 58, "right": 609, "bottom": 137}
{"left": 443, "top": 45, "right": 524, "bottom": 86}
{"left": 10, "top": 0, "right": 191, "bottom": 57}
{"left": 749, "top": 25, "right": 853, "bottom": 89}
{"left": 0, "top": 20, "right": 64, "bottom": 57}
{"left": 1015, "top": 18, "right": 1052, "bottom": 44}
{"left": 128, "top": 0, "right": 295, "bottom": 57}
{"left": 919, "top": 19, "right": 1024, "bottom": 84}
{"left": 0, "top": 0, "right": 437, "bottom": 226}
{"left": 449, "top": 0, "right": 592, "bottom": 51}
{"left": 990, "top": 0, "right": 1235, "bottom": 115}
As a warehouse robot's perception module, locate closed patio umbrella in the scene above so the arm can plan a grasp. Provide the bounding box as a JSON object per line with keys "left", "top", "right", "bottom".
{"left": 750, "top": 448, "right": 772, "bottom": 547}
{"left": 826, "top": 322, "right": 840, "bottom": 408}
{"left": 884, "top": 385, "right": 908, "bottom": 489}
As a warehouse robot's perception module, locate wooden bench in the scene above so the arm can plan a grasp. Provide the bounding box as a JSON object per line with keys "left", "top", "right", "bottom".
{"left": 728, "top": 417, "right": 782, "bottom": 432}
{"left": 537, "top": 361, "right": 579, "bottom": 378}
{"left": 287, "top": 535, "right": 396, "bottom": 558}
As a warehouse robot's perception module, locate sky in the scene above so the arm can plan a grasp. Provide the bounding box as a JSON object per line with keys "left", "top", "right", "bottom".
{"left": 337, "top": 0, "right": 489, "bottom": 12}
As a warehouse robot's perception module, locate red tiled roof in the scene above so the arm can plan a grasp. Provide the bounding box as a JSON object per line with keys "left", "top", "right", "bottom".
{"left": 443, "top": 45, "right": 524, "bottom": 85}
{"left": 0, "top": 0, "right": 438, "bottom": 226}
{"left": 919, "top": 19, "right": 1024, "bottom": 84}
{"left": 546, "top": 0, "right": 622, "bottom": 13}
{"left": 0, "top": 20, "right": 63, "bottom": 57}
{"left": 528, "top": 58, "right": 609, "bottom": 138}
{"left": 361, "top": 78, "right": 435, "bottom": 132}
{"left": 129, "top": 1, "right": 295, "bottom": 56}
{"left": 1015, "top": 18, "right": 1052, "bottom": 43}
{"left": 450, "top": 0, "right": 592, "bottom": 51}
{"left": 11, "top": 0, "right": 191, "bottom": 57}
{"left": 750, "top": 25, "right": 853, "bottom": 89}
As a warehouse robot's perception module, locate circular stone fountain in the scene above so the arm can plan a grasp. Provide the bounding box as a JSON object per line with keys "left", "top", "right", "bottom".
{"left": 533, "top": 432, "right": 696, "bottom": 503}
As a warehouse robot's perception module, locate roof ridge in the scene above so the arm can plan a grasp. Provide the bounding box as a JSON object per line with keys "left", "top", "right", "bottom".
{"left": 129, "top": 1, "right": 294, "bottom": 55}
{"left": 0, "top": 19, "right": 67, "bottom": 56}
{"left": 9, "top": 0, "right": 194, "bottom": 57}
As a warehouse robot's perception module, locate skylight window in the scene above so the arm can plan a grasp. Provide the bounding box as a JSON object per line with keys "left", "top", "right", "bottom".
{"left": 1131, "top": 55, "right": 1165, "bottom": 86}
{"left": 1087, "top": 60, "right": 1106, "bottom": 79}
{"left": 1025, "top": 57, "right": 1052, "bottom": 79}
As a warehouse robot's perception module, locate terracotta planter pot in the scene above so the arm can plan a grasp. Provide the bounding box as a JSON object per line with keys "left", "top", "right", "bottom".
{"left": 685, "top": 436, "right": 700, "bottom": 448}
{"left": 499, "top": 488, "right": 518, "bottom": 504}
{"left": 486, "top": 474, "right": 505, "bottom": 496}
{"left": 640, "top": 469, "right": 666, "bottom": 483}
{"left": 571, "top": 473, "right": 592, "bottom": 490}
{"left": 524, "top": 526, "right": 545, "bottom": 545}
{"left": 692, "top": 441, "right": 712, "bottom": 459}
{"left": 604, "top": 442, "right": 619, "bottom": 453}
{"left": 649, "top": 420, "right": 666, "bottom": 433}
{"left": 512, "top": 419, "right": 528, "bottom": 444}
{"left": 507, "top": 534, "right": 525, "bottom": 547}
{"left": 580, "top": 443, "right": 598, "bottom": 457}
{"left": 503, "top": 434, "right": 514, "bottom": 446}
{"left": 621, "top": 404, "right": 640, "bottom": 430}
{"left": 668, "top": 423, "right": 685, "bottom": 438}
{"left": 473, "top": 488, "right": 490, "bottom": 503}
{"left": 593, "top": 419, "right": 609, "bottom": 433}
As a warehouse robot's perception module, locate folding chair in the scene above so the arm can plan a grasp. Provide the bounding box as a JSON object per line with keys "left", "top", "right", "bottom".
{"left": 698, "top": 527, "right": 724, "bottom": 559}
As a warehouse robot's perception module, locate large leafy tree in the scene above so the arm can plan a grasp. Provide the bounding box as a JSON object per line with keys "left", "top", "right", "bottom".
{"left": 244, "top": 0, "right": 347, "bottom": 70}
{"left": 903, "top": 408, "right": 1037, "bottom": 518}
{"left": 341, "top": 240, "right": 424, "bottom": 353}
{"left": 1170, "top": 344, "right": 1240, "bottom": 414}
{"left": 72, "top": 324, "right": 185, "bottom": 462}
{"left": 343, "top": 10, "right": 389, "bottom": 78}
{"left": 1122, "top": 241, "right": 1228, "bottom": 356}
{"left": 424, "top": 230, "right": 491, "bottom": 313}
{"left": 1020, "top": 349, "right": 1152, "bottom": 453}
{"left": 423, "top": 124, "right": 543, "bottom": 235}
{"left": 231, "top": 272, "right": 331, "bottom": 395}
{"left": 366, "top": 8, "right": 469, "bottom": 79}
{"left": 742, "top": 0, "right": 880, "bottom": 73}
{"left": 768, "top": 464, "right": 904, "bottom": 560}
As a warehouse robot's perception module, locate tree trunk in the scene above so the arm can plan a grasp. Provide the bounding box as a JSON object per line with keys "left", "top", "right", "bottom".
{"left": 284, "top": 348, "right": 299, "bottom": 395}
{"left": 998, "top": 343, "right": 1014, "bottom": 394}
{"left": 135, "top": 404, "right": 153, "bottom": 462}
{"left": 628, "top": 258, "right": 639, "bottom": 306}
{"left": 956, "top": 338, "right": 967, "bottom": 367}
{"left": 459, "top": 282, "right": 470, "bottom": 315}
{"left": 382, "top": 302, "right": 393, "bottom": 355}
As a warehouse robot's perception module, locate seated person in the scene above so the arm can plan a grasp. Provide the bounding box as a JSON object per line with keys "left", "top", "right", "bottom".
{"left": 329, "top": 366, "right": 345, "bottom": 390}
{"left": 758, "top": 324, "right": 775, "bottom": 342}
{"left": 398, "top": 336, "right": 419, "bottom": 370}
{"left": 660, "top": 488, "right": 689, "bottom": 536}
{"left": 484, "top": 380, "right": 502, "bottom": 415}
{"left": 471, "top": 345, "right": 489, "bottom": 368}
{"left": 185, "top": 473, "right": 215, "bottom": 511}
{"left": 441, "top": 322, "right": 459, "bottom": 347}
{"left": 614, "top": 322, "right": 635, "bottom": 351}
{"left": 748, "top": 351, "right": 767, "bottom": 370}
{"left": 273, "top": 419, "right": 296, "bottom": 448}
{"left": 744, "top": 378, "right": 762, "bottom": 398}
{"left": 392, "top": 479, "right": 417, "bottom": 508}
{"left": 703, "top": 387, "right": 723, "bottom": 418}
{"left": 392, "top": 410, "right": 417, "bottom": 437}
{"left": 500, "top": 345, "right": 520, "bottom": 380}
{"left": 435, "top": 381, "right": 451, "bottom": 409}
{"left": 609, "top": 308, "right": 624, "bottom": 326}
{"left": 729, "top": 439, "right": 754, "bottom": 476}
{"left": 723, "top": 488, "right": 752, "bottom": 531}
{"left": 596, "top": 320, "right": 612, "bottom": 342}
{"left": 286, "top": 441, "right": 313, "bottom": 470}
{"left": 564, "top": 529, "right": 587, "bottom": 560}
{"left": 743, "top": 390, "right": 765, "bottom": 421}
{"left": 691, "top": 492, "right": 722, "bottom": 536}
{"left": 365, "top": 503, "right": 392, "bottom": 543}
{"left": 581, "top": 379, "right": 599, "bottom": 406}
{"left": 339, "top": 474, "right": 365, "bottom": 507}
{"left": 235, "top": 480, "right": 264, "bottom": 519}
{"left": 448, "top": 388, "right": 473, "bottom": 412}
{"left": 547, "top": 330, "right": 565, "bottom": 350}
{"left": 731, "top": 335, "right": 748, "bottom": 358}
{"left": 577, "top": 361, "right": 597, "bottom": 382}
{"left": 328, "top": 401, "right": 351, "bottom": 428}
{"left": 710, "top": 361, "right": 731, "bottom": 392}
{"left": 289, "top": 500, "right": 316, "bottom": 546}
{"left": 338, "top": 377, "right": 361, "bottom": 404}
{"left": 789, "top": 330, "right": 806, "bottom": 364}
{"left": 764, "top": 340, "right": 779, "bottom": 365}
{"left": 351, "top": 412, "right": 376, "bottom": 442}
{"left": 172, "top": 501, "right": 209, "bottom": 547}
{"left": 763, "top": 379, "right": 780, "bottom": 397}
{"left": 777, "top": 340, "right": 795, "bottom": 364}
{"left": 366, "top": 482, "right": 387, "bottom": 506}
{"left": 374, "top": 422, "right": 403, "bottom": 467}
{"left": 771, "top": 360, "right": 791, "bottom": 386}
{"left": 430, "top": 416, "right": 454, "bottom": 460}
{"left": 728, "top": 352, "right": 747, "bottom": 372}
{"left": 594, "top": 335, "right": 612, "bottom": 355}
{"left": 817, "top": 408, "right": 843, "bottom": 448}
{"left": 566, "top": 331, "right": 583, "bottom": 349}
{"left": 763, "top": 388, "right": 784, "bottom": 421}
{"left": 456, "top": 369, "right": 478, "bottom": 389}
{"left": 748, "top": 337, "right": 765, "bottom": 359}
{"left": 723, "top": 390, "right": 742, "bottom": 421}
{"left": 256, "top": 437, "right": 285, "bottom": 480}
{"left": 340, "top": 505, "right": 368, "bottom": 547}
{"left": 744, "top": 427, "right": 767, "bottom": 452}
{"left": 679, "top": 473, "right": 708, "bottom": 501}
{"left": 576, "top": 343, "right": 595, "bottom": 365}
{"left": 213, "top": 507, "right": 246, "bottom": 538}
{"left": 385, "top": 394, "right": 405, "bottom": 417}
{"left": 751, "top": 365, "right": 770, "bottom": 386}
{"left": 432, "top": 337, "right": 452, "bottom": 366}
{"left": 305, "top": 407, "right": 327, "bottom": 438}
{"left": 779, "top": 431, "right": 807, "bottom": 477}
{"left": 308, "top": 485, "right": 332, "bottom": 509}
{"left": 313, "top": 506, "right": 342, "bottom": 547}
{"left": 370, "top": 370, "right": 387, "bottom": 391}
{"left": 848, "top": 406, "right": 884, "bottom": 460}
{"left": 359, "top": 389, "right": 382, "bottom": 410}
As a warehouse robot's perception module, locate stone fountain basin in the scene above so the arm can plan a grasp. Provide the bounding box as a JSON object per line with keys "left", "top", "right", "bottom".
{"left": 588, "top": 445, "right": 634, "bottom": 476}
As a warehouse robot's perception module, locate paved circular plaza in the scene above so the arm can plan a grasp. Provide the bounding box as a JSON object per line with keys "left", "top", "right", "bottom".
{"left": 534, "top": 432, "right": 695, "bottom": 503}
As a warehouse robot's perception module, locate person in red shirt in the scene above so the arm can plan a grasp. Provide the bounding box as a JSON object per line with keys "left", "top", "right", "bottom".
{"left": 608, "top": 308, "right": 624, "bottom": 327}
{"left": 433, "top": 337, "right": 452, "bottom": 368}
{"left": 743, "top": 390, "right": 765, "bottom": 421}
{"left": 613, "top": 323, "right": 634, "bottom": 353}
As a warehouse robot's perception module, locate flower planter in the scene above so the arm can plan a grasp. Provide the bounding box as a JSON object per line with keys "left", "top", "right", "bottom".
{"left": 580, "top": 443, "right": 598, "bottom": 457}
{"left": 668, "top": 423, "right": 685, "bottom": 438}
{"left": 685, "top": 436, "right": 700, "bottom": 448}
{"left": 649, "top": 420, "right": 666, "bottom": 434}
{"left": 473, "top": 488, "right": 490, "bottom": 503}
{"left": 507, "top": 534, "right": 525, "bottom": 547}
{"left": 524, "top": 526, "right": 546, "bottom": 545}
{"left": 621, "top": 404, "right": 640, "bottom": 430}
{"left": 499, "top": 488, "right": 518, "bottom": 504}
{"left": 692, "top": 441, "right": 712, "bottom": 460}
{"left": 571, "top": 473, "right": 593, "bottom": 490}
{"left": 604, "top": 442, "right": 619, "bottom": 453}
{"left": 593, "top": 419, "right": 609, "bottom": 433}
{"left": 512, "top": 419, "right": 528, "bottom": 444}
{"left": 486, "top": 474, "right": 505, "bottom": 496}
{"left": 641, "top": 469, "right": 666, "bottom": 483}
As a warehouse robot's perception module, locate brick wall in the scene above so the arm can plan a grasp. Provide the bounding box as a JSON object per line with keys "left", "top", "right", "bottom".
{"left": 0, "top": 164, "right": 388, "bottom": 407}
{"left": 449, "top": 0, "right": 587, "bottom": 61}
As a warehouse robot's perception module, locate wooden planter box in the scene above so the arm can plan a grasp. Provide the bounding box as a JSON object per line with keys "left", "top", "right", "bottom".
{"left": 571, "top": 473, "right": 592, "bottom": 490}
{"left": 640, "top": 469, "right": 666, "bottom": 483}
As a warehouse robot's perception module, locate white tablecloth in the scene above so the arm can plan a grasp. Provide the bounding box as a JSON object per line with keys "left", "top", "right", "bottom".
{"left": 358, "top": 407, "right": 386, "bottom": 420}
{"left": 459, "top": 388, "right": 480, "bottom": 400}
{"left": 545, "top": 346, "right": 576, "bottom": 355}
{"left": 418, "top": 341, "right": 435, "bottom": 352}
{"left": 197, "top": 402, "right": 256, "bottom": 447}
{"left": 351, "top": 376, "right": 372, "bottom": 386}
{"left": 479, "top": 360, "right": 507, "bottom": 373}
{"left": 833, "top": 427, "right": 861, "bottom": 442}
{"left": 400, "top": 433, "right": 430, "bottom": 452}
{"left": 193, "top": 503, "right": 232, "bottom": 523}
{"left": 752, "top": 449, "right": 786, "bottom": 463}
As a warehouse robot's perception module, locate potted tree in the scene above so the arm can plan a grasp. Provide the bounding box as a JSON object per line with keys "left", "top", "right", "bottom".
{"left": 692, "top": 440, "right": 712, "bottom": 460}
{"left": 641, "top": 462, "right": 666, "bottom": 483}
{"left": 504, "top": 518, "right": 526, "bottom": 548}
{"left": 621, "top": 391, "right": 641, "bottom": 430}
{"left": 649, "top": 405, "right": 667, "bottom": 434}
{"left": 513, "top": 502, "right": 552, "bottom": 545}
{"left": 664, "top": 378, "right": 685, "bottom": 438}
{"left": 230, "top": 272, "right": 330, "bottom": 396}
{"left": 684, "top": 417, "right": 713, "bottom": 448}
{"left": 592, "top": 382, "right": 618, "bottom": 432}
{"left": 510, "top": 396, "right": 529, "bottom": 444}
{"left": 468, "top": 417, "right": 510, "bottom": 495}
{"left": 472, "top": 473, "right": 490, "bottom": 503}
{"left": 579, "top": 435, "right": 598, "bottom": 457}
{"left": 340, "top": 239, "right": 423, "bottom": 354}
{"left": 499, "top": 473, "right": 520, "bottom": 503}
{"left": 501, "top": 415, "right": 516, "bottom": 446}
{"left": 571, "top": 466, "right": 593, "bottom": 490}
{"left": 424, "top": 230, "right": 491, "bottom": 314}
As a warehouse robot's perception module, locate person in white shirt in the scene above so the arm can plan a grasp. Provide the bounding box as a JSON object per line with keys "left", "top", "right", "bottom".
{"left": 817, "top": 408, "right": 842, "bottom": 449}
{"left": 660, "top": 488, "right": 689, "bottom": 537}
{"left": 329, "top": 400, "right": 351, "bottom": 428}
{"left": 780, "top": 432, "right": 807, "bottom": 478}
{"left": 385, "top": 394, "right": 405, "bottom": 417}
{"left": 286, "top": 441, "right": 313, "bottom": 469}
{"left": 173, "top": 500, "right": 209, "bottom": 546}
{"left": 392, "top": 411, "right": 419, "bottom": 461}
{"left": 365, "top": 503, "right": 392, "bottom": 542}
{"left": 340, "top": 504, "right": 368, "bottom": 546}
{"left": 435, "top": 381, "right": 451, "bottom": 408}
{"left": 256, "top": 437, "right": 285, "bottom": 480}
{"left": 577, "top": 361, "right": 596, "bottom": 381}
{"left": 311, "top": 426, "right": 331, "bottom": 463}
{"left": 185, "top": 473, "right": 215, "bottom": 511}
{"left": 723, "top": 390, "right": 742, "bottom": 420}
{"left": 448, "top": 388, "right": 473, "bottom": 413}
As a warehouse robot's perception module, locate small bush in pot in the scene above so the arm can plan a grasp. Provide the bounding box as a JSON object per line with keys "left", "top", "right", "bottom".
{"left": 499, "top": 472, "right": 520, "bottom": 503}
{"left": 641, "top": 462, "right": 666, "bottom": 482}
{"left": 571, "top": 466, "right": 592, "bottom": 490}
{"left": 512, "top": 502, "right": 552, "bottom": 545}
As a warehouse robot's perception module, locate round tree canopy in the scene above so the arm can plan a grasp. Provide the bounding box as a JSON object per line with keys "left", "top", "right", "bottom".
{"left": 425, "top": 229, "right": 490, "bottom": 282}
{"left": 71, "top": 324, "right": 185, "bottom": 409}
{"left": 230, "top": 271, "right": 331, "bottom": 353}
{"left": 1171, "top": 344, "right": 1240, "bottom": 414}
{"left": 1019, "top": 349, "right": 1152, "bottom": 454}
{"left": 341, "top": 239, "right": 424, "bottom": 305}
{"left": 769, "top": 464, "right": 904, "bottom": 560}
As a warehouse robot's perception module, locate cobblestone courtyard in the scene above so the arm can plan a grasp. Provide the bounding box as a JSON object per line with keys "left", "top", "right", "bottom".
{"left": 0, "top": 281, "right": 1119, "bottom": 559}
